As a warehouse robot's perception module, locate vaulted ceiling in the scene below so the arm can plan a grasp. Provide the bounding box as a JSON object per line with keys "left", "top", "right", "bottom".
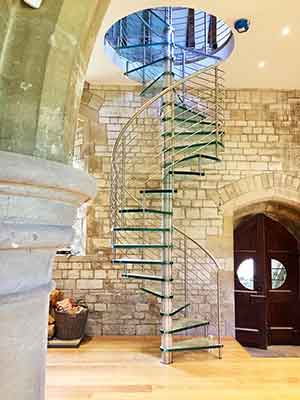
{"left": 87, "top": 0, "right": 300, "bottom": 89}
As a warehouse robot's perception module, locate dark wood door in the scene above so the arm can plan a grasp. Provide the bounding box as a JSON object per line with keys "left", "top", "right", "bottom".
{"left": 234, "top": 214, "right": 300, "bottom": 348}
{"left": 265, "top": 217, "right": 300, "bottom": 344}
{"left": 234, "top": 214, "right": 268, "bottom": 349}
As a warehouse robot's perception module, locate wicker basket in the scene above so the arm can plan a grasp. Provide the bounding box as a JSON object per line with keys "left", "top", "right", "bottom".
{"left": 54, "top": 307, "right": 88, "bottom": 340}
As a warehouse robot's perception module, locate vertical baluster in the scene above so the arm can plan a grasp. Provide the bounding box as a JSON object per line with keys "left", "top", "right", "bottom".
{"left": 141, "top": 193, "right": 145, "bottom": 272}
{"left": 182, "top": 48, "right": 186, "bottom": 102}
{"left": 143, "top": 24, "right": 146, "bottom": 85}
{"left": 217, "top": 268, "right": 222, "bottom": 359}
{"left": 204, "top": 11, "right": 207, "bottom": 54}
{"left": 215, "top": 66, "right": 219, "bottom": 159}
{"left": 160, "top": 6, "right": 174, "bottom": 365}
{"left": 184, "top": 235, "right": 188, "bottom": 319}
{"left": 121, "top": 137, "right": 126, "bottom": 226}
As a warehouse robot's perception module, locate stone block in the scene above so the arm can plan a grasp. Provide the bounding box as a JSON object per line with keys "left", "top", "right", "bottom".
{"left": 95, "top": 270, "right": 106, "bottom": 279}
{"left": 95, "top": 304, "right": 107, "bottom": 312}
{"left": 80, "top": 270, "right": 94, "bottom": 279}
{"left": 77, "top": 280, "right": 103, "bottom": 289}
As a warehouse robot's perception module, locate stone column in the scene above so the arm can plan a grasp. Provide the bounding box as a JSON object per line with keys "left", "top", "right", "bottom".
{"left": 0, "top": 151, "right": 96, "bottom": 400}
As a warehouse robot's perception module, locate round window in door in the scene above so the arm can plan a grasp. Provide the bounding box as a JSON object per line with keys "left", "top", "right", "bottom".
{"left": 271, "top": 259, "right": 287, "bottom": 289}
{"left": 237, "top": 258, "right": 254, "bottom": 290}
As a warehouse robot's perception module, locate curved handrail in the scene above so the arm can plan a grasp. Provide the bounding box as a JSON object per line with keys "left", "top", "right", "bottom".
{"left": 109, "top": 7, "right": 226, "bottom": 349}
{"left": 111, "top": 63, "right": 224, "bottom": 164}
{"left": 173, "top": 226, "right": 221, "bottom": 271}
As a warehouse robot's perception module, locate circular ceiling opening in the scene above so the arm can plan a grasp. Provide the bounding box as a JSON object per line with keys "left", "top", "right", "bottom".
{"left": 104, "top": 6, "right": 234, "bottom": 82}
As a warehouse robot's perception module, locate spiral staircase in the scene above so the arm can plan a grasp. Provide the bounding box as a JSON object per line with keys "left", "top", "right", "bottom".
{"left": 106, "top": 7, "right": 234, "bottom": 364}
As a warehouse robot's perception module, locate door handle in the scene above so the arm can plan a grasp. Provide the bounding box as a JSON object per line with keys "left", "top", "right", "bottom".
{"left": 250, "top": 293, "right": 266, "bottom": 304}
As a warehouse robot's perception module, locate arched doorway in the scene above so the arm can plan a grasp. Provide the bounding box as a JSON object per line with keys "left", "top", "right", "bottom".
{"left": 234, "top": 213, "right": 300, "bottom": 349}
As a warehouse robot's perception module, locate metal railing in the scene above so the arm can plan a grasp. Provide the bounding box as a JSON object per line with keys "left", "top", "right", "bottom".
{"left": 105, "top": 6, "right": 233, "bottom": 82}
{"left": 108, "top": 6, "right": 229, "bottom": 353}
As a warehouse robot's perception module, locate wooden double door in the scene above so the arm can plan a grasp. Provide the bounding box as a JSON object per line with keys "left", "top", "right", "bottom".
{"left": 234, "top": 214, "right": 300, "bottom": 348}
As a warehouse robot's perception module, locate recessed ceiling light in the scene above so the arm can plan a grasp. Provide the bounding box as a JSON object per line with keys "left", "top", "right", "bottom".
{"left": 281, "top": 26, "right": 291, "bottom": 36}
{"left": 258, "top": 61, "right": 265, "bottom": 69}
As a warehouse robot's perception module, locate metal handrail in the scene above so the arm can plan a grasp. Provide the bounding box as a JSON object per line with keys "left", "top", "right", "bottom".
{"left": 111, "top": 65, "right": 220, "bottom": 165}
{"left": 109, "top": 7, "right": 228, "bottom": 356}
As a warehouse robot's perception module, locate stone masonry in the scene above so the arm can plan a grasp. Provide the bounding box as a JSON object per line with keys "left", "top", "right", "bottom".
{"left": 53, "top": 85, "right": 300, "bottom": 336}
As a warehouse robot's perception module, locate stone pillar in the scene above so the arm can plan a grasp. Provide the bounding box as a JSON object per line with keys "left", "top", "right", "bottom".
{"left": 0, "top": 151, "right": 96, "bottom": 400}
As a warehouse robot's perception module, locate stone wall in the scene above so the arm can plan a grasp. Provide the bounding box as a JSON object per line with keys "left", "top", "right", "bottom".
{"left": 53, "top": 253, "right": 160, "bottom": 336}
{"left": 53, "top": 86, "right": 300, "bottom": 336}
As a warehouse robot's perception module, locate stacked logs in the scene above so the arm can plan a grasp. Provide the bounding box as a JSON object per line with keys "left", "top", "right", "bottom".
{"left": 48, "top": 289, "right": 87, "bottom": 340}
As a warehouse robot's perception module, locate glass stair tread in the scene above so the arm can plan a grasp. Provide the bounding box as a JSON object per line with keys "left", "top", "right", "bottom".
{"left": 116, "top": 42, "right": 169, "bottom": 51}
{"left": 114, "top": 258, "right": 173, "bottom": 265}
{"left": 164, "top": 141, "right": 224, "bottom": 153}
{"left": 141, "top": 287, "right": 173, "bottom": 299}
{"left": 160, "top": 303, "right": 190, "bottom": 316}
{"left": 160, "top": 318, "right": 209, "bottom": 334}
{"left": 162, "top": 116, "right": 214, "bottom": 125}
{"left": 162, "top": 130, "right": 224, "bottom": 137}
{"left": 175, "top": 103, "right": 206, "bottom": 117}
{"left": 125, "top": 59, "right": 168, "bottom": 84}
{"left": 122, "top": 272, "right": 172, "bottom": 282}
{"left": 165, "top": 154, "right": 221, "bottom": 167}
{"left": 113, "top": 244, "right": 172, "bottom": 249}
{"left": 140, "top": 72, "right": 169, "bottom": 97}
{"left": 119, "top": 208, "right": 172, "bottom": 215}
{"left": 117, "top": 44, "right": 168, "bottom": 64}
{"left": 162, "top": 103, "right": 206, "bottom": 120}
{"left": 124, "top": 56, "right": 167, "bottom": 77}
{"left": 140, "top": 189, "right": 178, "bottom": 194}
{"left": 171, "top": 171, "right": 205, "bottom": 176}
{"left": 160, "top": 337, "right": 223, "bottom": 352}
{"left": 113, "top": 227, "right": 171, "bottom": 232}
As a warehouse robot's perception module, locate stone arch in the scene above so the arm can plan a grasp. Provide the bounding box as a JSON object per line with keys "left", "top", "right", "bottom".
{"left": 208, "top": 172, "right": 300, "bottom": 217}
{"left": 205, "top": 172, "right": 300, "bottom": 277}
{"left": 206, "top": 173, "right": 300, "bottom": 338}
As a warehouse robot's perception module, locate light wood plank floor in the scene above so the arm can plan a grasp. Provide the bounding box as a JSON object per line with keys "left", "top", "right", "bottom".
{"left": 47, "top": 337, "right": 300, "bottom": 400}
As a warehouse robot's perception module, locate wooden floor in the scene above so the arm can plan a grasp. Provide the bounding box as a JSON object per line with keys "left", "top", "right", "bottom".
{"left": 47, "top": 336, "right": 300, "bottom": 400}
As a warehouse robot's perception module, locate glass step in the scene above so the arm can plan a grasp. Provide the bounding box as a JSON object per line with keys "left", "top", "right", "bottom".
{"left": 165, "top": 154, "right": 221, "bottom": 167}
{"left": 125, "top": 57, "right": 167, "bottom": 83}
{"left": 161, "top": 130, "right": 223, "bottom": 137}
{"left": 122, "top": 272, "right": 172, "bottom": 282}
{"left": 140, "top": 189, "right": 177, "bottom": 194}
{"left": 118, "top": 43, "right": 169, "bottom": 66}
{"left": 171, "top": 171, "right": 205, "bottom": 177}
{"left": 140, "top": 72, "right": 169, "bottom": 97}
{"left": 119, "top": 208, "right": 172, "bottom": 215}
{"left": 160, "top": 318, "right": 209, "bottom": 334}
{"left": 113, "top": 244, "right": 172, "bottom": 249}
{"left": 162, "top": 116, "right": 214, "bottom": 125}
{"left": 141, "top": 287, "right": 173, "bottom": 299}
{"left": 163, "top": 141, "right": 224, "bottom": 153}
{"left": 160, "top": 303, "right": 190, "bottom": 316}
{"left": 162, "top": 102, "right": 206, "bottom": 120}
{"left": 175, "top": 103, "right": 206, "bottom": 118}
{"left": 113, "top": 227, "right": 171, "bottom": 232}
{"left": 117, "top": 42, "right": 169, "bottom": 51}
{"left": 113, "top": 258, "right": 173, "bottom": 265}
{"left": 160, "top": 337, "right": 223, "bottom": 353}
